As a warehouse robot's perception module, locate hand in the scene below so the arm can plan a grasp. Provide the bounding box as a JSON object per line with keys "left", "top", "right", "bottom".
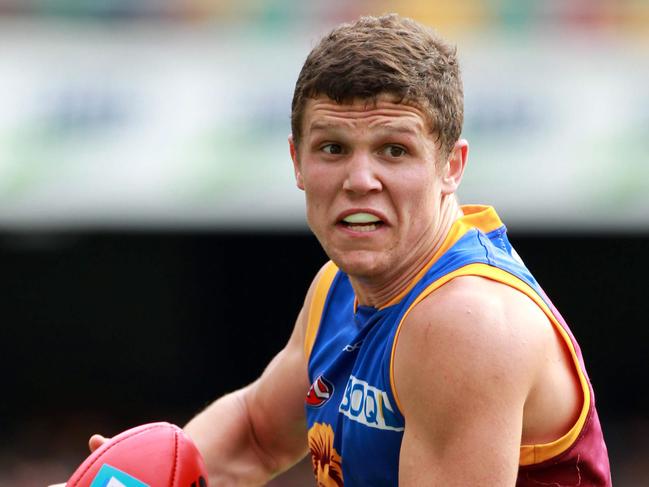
{"left": 47, "top": 434, "right": 110, "bottom": 487}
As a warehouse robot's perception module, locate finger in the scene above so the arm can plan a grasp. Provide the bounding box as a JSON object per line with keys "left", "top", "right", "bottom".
{"left": 88, "top": 434, "right": 109, "bottom": 452}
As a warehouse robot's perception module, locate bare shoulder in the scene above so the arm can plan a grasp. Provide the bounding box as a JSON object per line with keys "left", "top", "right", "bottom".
{"left": 394, "top": 276, "right": 561, "bottom": 483}
{"left": 398, "top": 275, "right": 554, "bottom": 358}
{"left": 393, "top": 275, "right": 555, "bottom": 414}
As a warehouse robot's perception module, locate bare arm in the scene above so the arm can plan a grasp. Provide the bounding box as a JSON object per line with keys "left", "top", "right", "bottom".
{"left": 184, "top": 314, "right": 309, "bottom": 485}
{"left": 184, "top": 269, "right": 323, "bottom": 486}
{"left": 394, "top": 276, "right": 549, "bottom": 486}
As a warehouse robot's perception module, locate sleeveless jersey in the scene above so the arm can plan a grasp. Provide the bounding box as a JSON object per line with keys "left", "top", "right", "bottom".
{"left": 303, "top": 205, "right": 610, "bottom": 486}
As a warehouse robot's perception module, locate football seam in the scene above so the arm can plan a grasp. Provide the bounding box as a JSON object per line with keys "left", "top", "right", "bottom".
{"left": 69, "top": 423, "right": 170, "bottom": 486}
{"left": 171, "top": 429, "right": 179, "bottom": 487}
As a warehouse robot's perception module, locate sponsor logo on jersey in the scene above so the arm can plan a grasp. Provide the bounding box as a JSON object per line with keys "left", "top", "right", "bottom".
{"left": 90, "top": 464, "right": 149, "bottom": 487}
{"left": 338, "top": 375, "right": 404, "bottom": 432}
{"left": 306, "top": 375, "right": 335, "bottom": 407}
{"left": 342, "top": 340, "right": 363, "bottom": 352}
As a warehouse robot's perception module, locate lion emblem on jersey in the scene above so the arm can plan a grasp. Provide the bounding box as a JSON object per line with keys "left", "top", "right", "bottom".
{"left": 308, "top": 422, "right": 344, "bottom": 486}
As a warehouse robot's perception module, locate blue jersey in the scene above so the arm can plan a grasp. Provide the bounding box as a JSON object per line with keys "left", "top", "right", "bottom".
{"left": 303, "top": 206, "right": 610, "bottom": 486}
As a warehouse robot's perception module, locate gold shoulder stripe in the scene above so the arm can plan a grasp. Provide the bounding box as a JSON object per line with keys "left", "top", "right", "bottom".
{"left": 389, "top": 263, "right": 591, "bottom": 466}
{"left": 304, "top": 261, "right": 339, "bottom": 362}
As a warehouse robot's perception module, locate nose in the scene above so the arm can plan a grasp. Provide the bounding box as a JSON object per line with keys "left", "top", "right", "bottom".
{"left": 342, "top": 152, "right": 382, "bottom": 195}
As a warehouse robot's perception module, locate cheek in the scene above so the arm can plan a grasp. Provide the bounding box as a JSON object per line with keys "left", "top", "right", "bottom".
{"left": 303, "top": 166, "right": 339, "bottom": 203}
{"left": 303, "top": 183, "right": 331, "bottom": 227}
{"left": 394, "top": 171, "right": 438, "bottom": 206}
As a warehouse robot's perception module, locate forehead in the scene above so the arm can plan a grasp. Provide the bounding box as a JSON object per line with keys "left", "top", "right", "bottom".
{"left": 302, "top": 95, "right": 430, "bottom": 135}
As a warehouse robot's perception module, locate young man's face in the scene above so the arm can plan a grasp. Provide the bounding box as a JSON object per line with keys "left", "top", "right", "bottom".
{"left": 290, "top": 94, "right": 464, "bottom": 282}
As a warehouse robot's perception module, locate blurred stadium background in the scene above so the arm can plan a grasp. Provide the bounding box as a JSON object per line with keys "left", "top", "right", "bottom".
{"left": 0, "top": 0, "right": 647, "bottom": 485}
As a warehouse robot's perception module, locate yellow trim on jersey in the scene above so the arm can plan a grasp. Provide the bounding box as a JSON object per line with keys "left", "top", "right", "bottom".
{"left": 304, "top": 261, "right": 339, "bottom": 362}
{"left": 379, "top": 206, "right": 504, "bottom": 310}
{"left": 389, "top": 263, "right": 591, "bottom": 466}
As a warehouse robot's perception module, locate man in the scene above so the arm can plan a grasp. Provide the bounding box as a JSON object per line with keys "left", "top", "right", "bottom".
{"left": 84, "top": 14, "right": 611, "bottom": 486}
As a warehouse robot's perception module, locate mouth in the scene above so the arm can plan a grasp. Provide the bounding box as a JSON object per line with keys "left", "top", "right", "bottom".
{"left": 338, "top": 212, "right": 385, "bottom": 233}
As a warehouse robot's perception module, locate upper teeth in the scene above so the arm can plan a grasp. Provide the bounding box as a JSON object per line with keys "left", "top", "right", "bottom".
{"left": 343, "top": 213, "right": 380, "bottom": 224}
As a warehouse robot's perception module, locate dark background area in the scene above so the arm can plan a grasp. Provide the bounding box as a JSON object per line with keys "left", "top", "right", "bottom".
{"left": 1, "top": 231, "right": 648, "bottom": 484}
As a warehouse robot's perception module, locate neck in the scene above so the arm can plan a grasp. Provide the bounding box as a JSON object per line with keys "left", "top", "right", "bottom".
{"left": 350, "top": 197, "right": 463, "bottom": 308}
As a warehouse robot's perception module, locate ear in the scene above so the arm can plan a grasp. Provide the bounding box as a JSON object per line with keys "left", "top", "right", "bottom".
{"left": 441, "top": 139, "right": 468, "bottom": 194}
{"left": 289, "top": 134, "right": 305, "bottom": 190}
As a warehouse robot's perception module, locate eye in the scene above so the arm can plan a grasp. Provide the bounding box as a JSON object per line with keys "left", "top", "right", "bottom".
{"left": 321, "top": 143, "right": 344, "bottom": 155}
{"left": 382, "top": 145, "right": 407, "bottom": 158}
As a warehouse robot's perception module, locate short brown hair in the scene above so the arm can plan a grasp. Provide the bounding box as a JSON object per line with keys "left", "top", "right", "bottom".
{"left": 290, "top": 14, "right": 464, "bottom": 157}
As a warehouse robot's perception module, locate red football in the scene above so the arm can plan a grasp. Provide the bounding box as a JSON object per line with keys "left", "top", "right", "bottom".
{"left": 66, "top": 422, "right": 208, "bottom": 487}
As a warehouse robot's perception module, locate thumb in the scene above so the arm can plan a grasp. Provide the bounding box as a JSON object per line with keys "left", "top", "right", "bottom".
{"left": 89, "top": 434, "right": 109, "bottom": 452}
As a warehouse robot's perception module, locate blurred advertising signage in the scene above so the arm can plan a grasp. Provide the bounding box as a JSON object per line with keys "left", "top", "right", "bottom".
{"left": 0, "top": 22, "right": 647, "bottom": 230}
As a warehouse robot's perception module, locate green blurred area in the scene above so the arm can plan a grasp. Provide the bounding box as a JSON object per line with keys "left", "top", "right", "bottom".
{"left": 0, "top": 0, "right": 647, "bottom": 230}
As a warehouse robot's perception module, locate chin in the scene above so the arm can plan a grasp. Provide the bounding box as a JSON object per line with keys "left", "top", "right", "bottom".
{"left": 330, "top": 250, "right": 387, "bottom": 279}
